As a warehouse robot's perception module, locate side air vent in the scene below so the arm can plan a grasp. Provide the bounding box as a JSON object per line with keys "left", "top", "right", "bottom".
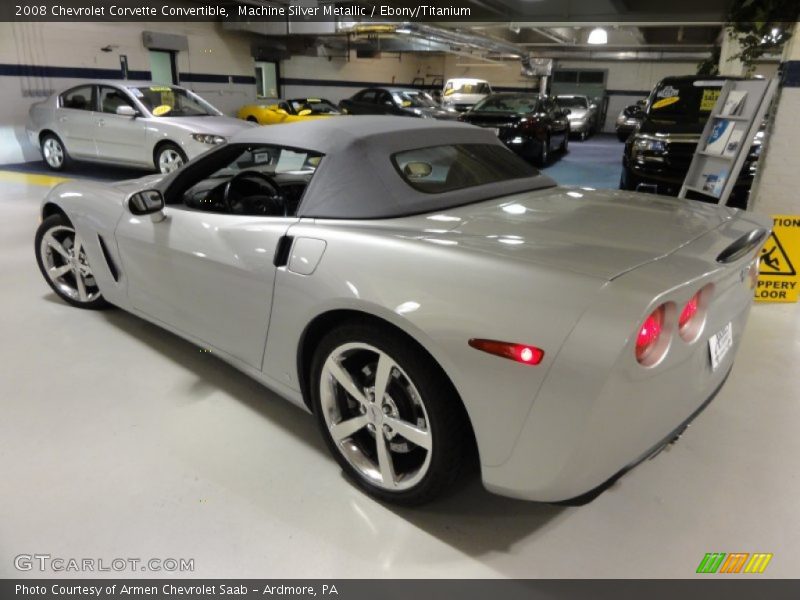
{"left": 716, "top": 228, "right": 769, "bottom": 264}
{"left": 97, "top": 235, "right": 120, "bottom": 281}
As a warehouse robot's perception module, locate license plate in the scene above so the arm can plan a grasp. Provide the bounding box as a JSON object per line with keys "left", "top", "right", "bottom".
{"left": 708, "top": 322, "right": 733, "bottom": 371}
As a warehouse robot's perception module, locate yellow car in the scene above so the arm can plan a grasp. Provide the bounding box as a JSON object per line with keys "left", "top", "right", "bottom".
{"left": 237, "top": 98, "right": 341, "bottom": 125}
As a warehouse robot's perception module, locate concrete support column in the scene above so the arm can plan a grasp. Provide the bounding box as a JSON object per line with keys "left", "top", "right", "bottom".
{"left": 752, "top": 22, "right": 800, "bottom": 215}
{"left": 719, "top": 27, "right": 746, "bottom": 76}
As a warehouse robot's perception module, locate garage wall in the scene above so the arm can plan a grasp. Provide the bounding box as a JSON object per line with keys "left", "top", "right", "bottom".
{"left": 280, "top": 52, "right": 445, "bottom": 103}
{"left": 440, "top": 54, "right": 539, "bottom": 90}
{"left": 0, "top": 21, "right": 259, "bottom": 164}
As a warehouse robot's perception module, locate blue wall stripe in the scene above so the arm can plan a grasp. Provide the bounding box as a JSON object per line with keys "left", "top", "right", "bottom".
{"left": 0, "top": 63, "right": 254, "bottom": 85}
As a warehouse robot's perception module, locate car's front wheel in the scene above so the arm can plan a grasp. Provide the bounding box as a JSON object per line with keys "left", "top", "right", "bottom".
{"left": 41, "top": 133, "right": 71, "bottom": 171}
{"left": 310, "top": 322, "right": 473, "bottom": 505}
{"left": 34, "top": 213, "right": 108, "bottom": 309}
{"left": 155, "top": 143, "right": 187, "bottom": 174}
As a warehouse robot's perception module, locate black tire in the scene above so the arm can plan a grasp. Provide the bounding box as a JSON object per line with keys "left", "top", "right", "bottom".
{"left": 617, "top": 132, "right": 629, "bottom": 143}
{"left": 619, "top": 168, "right": 636, "bottom": 191}
{"left": 537, "top": 137, "right": 550, "bottom": 167}
{"left": 560, "top": 131, "right": 569, "bottom": 153}
{"left": 35, "top": 213, "right": 109, "bottom": 309}
{"left": 154, "top": 142, "right": 188, "bottom": 174}
{"left": 40, "top": 133, "right": 71, "bottom": 171}
{"left": 246, "top": 116, "right": 258, "bottom": 123}
{"left": 310, "top": 321, "right": 474, "bottom": 505}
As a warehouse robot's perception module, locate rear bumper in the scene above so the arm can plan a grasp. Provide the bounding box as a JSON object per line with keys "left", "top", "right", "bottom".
{"left": 555, "top": 366, "right": 731, "bottom": 505}
{"left": 481, "top": 221, "right": 765, "bottom": 502}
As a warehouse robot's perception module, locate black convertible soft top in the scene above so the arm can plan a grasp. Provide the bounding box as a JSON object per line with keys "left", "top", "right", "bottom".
{"left": 230, "top": 116, "right": 557, "bottom": 219}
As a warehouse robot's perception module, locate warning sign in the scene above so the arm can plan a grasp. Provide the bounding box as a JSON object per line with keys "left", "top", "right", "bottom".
{"left": 755, "top": 216, "right": 800, "bottom": 303}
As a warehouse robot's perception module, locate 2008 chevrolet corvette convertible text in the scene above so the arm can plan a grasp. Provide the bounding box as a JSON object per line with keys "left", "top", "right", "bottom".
{"left": 34, "top": 117, "right": 770, "bottom": 505}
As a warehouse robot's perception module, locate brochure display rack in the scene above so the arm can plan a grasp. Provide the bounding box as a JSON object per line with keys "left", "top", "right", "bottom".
{"left": 679, "top": 78, "right": 778, "bottom": 206}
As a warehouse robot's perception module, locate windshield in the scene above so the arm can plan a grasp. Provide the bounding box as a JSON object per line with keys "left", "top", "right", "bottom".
{"left": 289, "top": 98, "right": 340, "bottom": 115}
{"left": 557, "top": 97, "right": 588, "bottom": 109}
{"left": 129, "top": 86, "right": 219, "bottom": 117}
{"left": 445, "top": 81, "right": 491, "bottom": 95}
{"left": 472, "top": 94, "right": 540, "bottom": 114}
{"left": 647, "top": 80, "right": 724, "bottom": 122}
{"left": 392, "top": 91, "right": 437, "bottom": 108}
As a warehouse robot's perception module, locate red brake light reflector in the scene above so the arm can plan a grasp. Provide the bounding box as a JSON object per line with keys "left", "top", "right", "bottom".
{"left": 636, "top": 306, "right": 665, "bottom": 364}
{"left": 679, "top": 294, "right": 699, "bottom": 331}
{"left": 468, "top": 339, "right": 544, "bottom": 365}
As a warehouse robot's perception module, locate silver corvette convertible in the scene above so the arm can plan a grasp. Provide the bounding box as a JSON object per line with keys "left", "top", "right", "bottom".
{"left": 34, "top": 117, "right": 769, "bottom": 505}
{"left": 26, "top": 81, "right": 253, "bottom": 174}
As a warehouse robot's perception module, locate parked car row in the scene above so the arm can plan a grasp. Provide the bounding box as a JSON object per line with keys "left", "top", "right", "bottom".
{"left": 27, "top": 79, "right": 585, "bottom": 173}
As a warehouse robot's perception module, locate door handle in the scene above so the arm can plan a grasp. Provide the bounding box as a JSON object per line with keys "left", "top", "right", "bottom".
{"left": 97, "top": 119, "right": 105, "bottom": 127}
{"left": 58, "top": 116, "right": 67, "bottom": 123}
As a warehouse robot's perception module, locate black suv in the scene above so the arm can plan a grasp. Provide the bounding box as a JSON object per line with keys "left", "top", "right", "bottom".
{"left": 620, "top": 75, "right": 762, "bottom": 209}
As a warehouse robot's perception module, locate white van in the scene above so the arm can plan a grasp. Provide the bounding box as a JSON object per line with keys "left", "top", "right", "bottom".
{"left": 441, "top": 78, "right": 492, "bottom": 111}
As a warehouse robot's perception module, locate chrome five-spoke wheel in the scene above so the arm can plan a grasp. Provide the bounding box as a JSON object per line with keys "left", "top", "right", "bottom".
{"left": 311, "top": 323, "right": 473, "bottom": 504}
{"left": 320, "top": 342, "right": 432, "bottom": 491}
{"left": 35, "top": 214, "right": 107, "bottom": 309}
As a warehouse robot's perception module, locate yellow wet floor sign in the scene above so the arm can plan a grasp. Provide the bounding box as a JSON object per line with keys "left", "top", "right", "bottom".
{"left": 755, "top": 215, "right": 800, "bottom": 303}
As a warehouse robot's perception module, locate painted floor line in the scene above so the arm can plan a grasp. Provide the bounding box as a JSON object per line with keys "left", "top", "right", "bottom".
{"left": 0, "top": 170, "right": 71, "bottom": 187}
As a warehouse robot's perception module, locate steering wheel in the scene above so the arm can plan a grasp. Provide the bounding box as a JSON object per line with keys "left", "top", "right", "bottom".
{"left": 222, "top": 170, "right": 286, "bottom": 216}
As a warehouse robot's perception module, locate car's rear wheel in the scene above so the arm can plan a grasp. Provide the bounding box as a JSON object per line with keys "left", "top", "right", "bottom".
{"left": 537, "top": 136, "right": 550, "bottom": 167}
{"left": 34, "top": 214, "right": 108, "bottom": 309}
{"left": 41, "top": 133, "right": 71, "bottom": 171}
{"left": 246, "top": 116, "right": 258, "bottom": 123}
{"left": 310, "top": 323, "right": 472, "bottom": 505}
{"left": 155, "top": 143, "right": 187, "bottom": 174}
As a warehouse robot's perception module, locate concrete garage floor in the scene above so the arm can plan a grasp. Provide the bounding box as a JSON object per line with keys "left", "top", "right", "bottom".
{"left": 1, "top": 156, "right": 799, "bottom": 579}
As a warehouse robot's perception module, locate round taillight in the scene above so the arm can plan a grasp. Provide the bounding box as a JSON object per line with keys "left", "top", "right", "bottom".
{"left": 636, "top": 305, "right": 665, "bottom": 364}
{"left": 679, "top": 293, "right": 700, "bottom": 332}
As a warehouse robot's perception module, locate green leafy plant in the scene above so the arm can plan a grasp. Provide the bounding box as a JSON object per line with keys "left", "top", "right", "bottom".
{"left": 723, "top": 0, "right": 798, "bottom": 75}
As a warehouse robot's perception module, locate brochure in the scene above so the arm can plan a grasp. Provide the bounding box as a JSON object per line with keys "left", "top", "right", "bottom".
{"left": 723, "top": 130, "right": 745, "bottom": 158}
{"left": 705, "top": 119, "right": 734, "bottom": 155}
{"left": 701, "top": 170, "right": 727, "bottom": 197}
{"left": 721, "top": 90, "right": 747, "bottom": 116}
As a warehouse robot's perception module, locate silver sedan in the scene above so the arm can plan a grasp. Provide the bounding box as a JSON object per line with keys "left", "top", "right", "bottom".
{"left": 33, "top": 117, "right": 769, "bottom": 505}
{"left": 26, "top": 80, "right": 254, "bottom": 174}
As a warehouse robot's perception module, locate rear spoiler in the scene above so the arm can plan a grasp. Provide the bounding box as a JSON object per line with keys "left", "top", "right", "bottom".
{"left": 716, "top": 228, "right": 769, "bottom": 264}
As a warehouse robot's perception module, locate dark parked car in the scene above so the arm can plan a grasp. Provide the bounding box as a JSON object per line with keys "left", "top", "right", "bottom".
{"left": 620, "top": 75, "right": 760, "bottom": 209}
{"left": 615, "top": 99, "right": 646, "bottom": 141}
{"left": 459, "top": 93, "right": 570, "bottom": 166}
{"left": 339, "top": 87, "right": 459, "bottom": 119}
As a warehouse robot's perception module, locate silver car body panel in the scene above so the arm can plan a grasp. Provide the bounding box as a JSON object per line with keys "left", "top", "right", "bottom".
{"left": 27, "top": 80, "right": 253, "bottom": 170}
{"left": 39, "top": 117, "right": 770, "bottom": 501}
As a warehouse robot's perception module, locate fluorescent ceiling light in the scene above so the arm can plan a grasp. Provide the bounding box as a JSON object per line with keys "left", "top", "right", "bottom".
{"left": 587, "top": 27, "right": 607, "bottom": 45}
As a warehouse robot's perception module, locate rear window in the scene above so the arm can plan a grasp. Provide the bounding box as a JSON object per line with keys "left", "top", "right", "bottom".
{"left": 392, "top": 144, "right": 538, "bottom": 194}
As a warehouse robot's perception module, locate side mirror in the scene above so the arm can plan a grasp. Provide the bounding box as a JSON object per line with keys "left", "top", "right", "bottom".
{"left": 116, "top": 105, "right": 137, "bottom": 118}
{"left": 129, "top": 190, "right": 165, "bottom": 216}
